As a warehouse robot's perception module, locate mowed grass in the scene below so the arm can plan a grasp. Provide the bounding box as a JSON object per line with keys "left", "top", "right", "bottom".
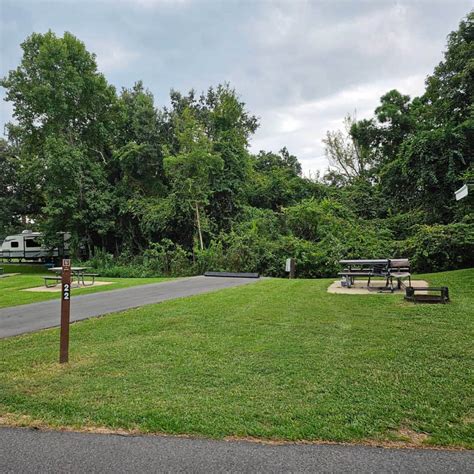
{"left": 0, "top": 264, "right": 171, "bottom": 308}
{"left": 0, "top": 269, "right": 473, "bottom": 447}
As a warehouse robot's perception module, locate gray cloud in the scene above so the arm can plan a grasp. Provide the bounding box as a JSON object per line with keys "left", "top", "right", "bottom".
{"left": 1, "top": 0, "right": 472, "bottom": 174}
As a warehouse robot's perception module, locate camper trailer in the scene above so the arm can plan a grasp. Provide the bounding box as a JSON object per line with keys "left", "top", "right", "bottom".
{"left": 0, "top": 230, "right": 71, "bottom": 262}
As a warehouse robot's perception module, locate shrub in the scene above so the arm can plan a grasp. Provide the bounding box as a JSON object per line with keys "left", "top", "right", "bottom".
{"left": 398, "top": 222, "right": 474, "bottom": 272}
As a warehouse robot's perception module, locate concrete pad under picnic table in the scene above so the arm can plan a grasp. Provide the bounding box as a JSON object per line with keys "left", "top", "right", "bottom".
{"left": 327, "top": 279, "right": 428, "bottom": 295}
{"left": 0, "top": 275, "right": 261, "bottom": 339}
{"left": 22, "top": 281, "right": 114, "bottom": 292}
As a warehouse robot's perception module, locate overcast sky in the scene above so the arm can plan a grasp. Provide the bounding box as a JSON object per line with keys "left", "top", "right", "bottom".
{"left": 0, "top": 0, "right": 471, "bottom": 174}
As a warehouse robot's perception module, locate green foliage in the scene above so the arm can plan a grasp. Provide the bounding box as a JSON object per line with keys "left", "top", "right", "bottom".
{"left": 41, "top": 136, "right": 114, "bottom": 249}
{"left": 285, "top": 198, "right": 353, "bottom": 241}
{"left": 0, "top": 140, "right": 22, "bottom": 235}
{"left": 1, "top": 31, "right": 116, "bottom": 147}
{"left": 248, "top": 149, "right": 314, "bottom": 210}
{"left": 1, "top": 31, "right": 118, "bottom": 253}
{"left": 143, "top": 239, "right": 192, "bottom": 276}
{"left": 399, "top": 223, "right": 474, "bottom": 273}
{"left": 423, "top": 12, "right": 474, "bottom": 127}
{"left": 1, "top": 16, "right": 472, "bottom": 277}
{"left": 86, "top": 241, "right": 193, "bottom": 278}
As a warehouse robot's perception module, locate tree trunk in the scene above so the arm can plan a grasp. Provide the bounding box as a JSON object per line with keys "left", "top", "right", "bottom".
{"left": 195, "top": 202, "right": 204, "bottom": 251}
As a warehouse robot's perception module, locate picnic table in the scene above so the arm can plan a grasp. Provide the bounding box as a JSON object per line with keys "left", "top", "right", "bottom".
{"left": 338, "top": 259, "right": 411, "bottom": 291}
{"left": 45, "top": 267, "right": 98, "bottom": 288}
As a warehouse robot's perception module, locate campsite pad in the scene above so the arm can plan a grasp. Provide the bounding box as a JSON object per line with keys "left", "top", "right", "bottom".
{"left": 327, "top": 279, "right": 428, "bottom": 295}
{"left": 22, "top": 281, "right": 114, "bottom": 293}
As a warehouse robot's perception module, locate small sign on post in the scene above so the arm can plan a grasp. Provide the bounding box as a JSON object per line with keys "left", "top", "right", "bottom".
{"left": 59, "top": 258, "right": 71, "bottom": 364}
{"left": 285, "top": 258, "right": 296, "bottom": 279}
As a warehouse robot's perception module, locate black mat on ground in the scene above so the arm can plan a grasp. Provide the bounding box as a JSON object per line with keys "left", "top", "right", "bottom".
{"left": 204, "top": 271, "right": 260, "bottom": 279}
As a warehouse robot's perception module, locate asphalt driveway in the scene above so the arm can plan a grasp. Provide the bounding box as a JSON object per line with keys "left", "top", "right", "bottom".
{"left": 0, "top": 276, "right": 260, "bottom": 338}
{"left": 1, "top": 427, "right": 472, "bottom": 473}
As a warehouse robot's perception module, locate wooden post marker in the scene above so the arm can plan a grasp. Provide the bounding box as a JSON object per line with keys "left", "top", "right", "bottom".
{"left": 59, "top": 258, "right": 72, "bottom": 364}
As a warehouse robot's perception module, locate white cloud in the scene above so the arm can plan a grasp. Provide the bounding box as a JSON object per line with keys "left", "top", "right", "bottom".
{"left": 128, "top": 0, "right": 189, "bottom": 6}
{"left": 1, "top": 0, "right": 471, "bottom": 169}
{"left": 250, "top": 74, "right": 427, "bottom": 176}
{"left": 85, "top": 39, "right": 141, "bottom": 73}
{"left": 35, "top": 0, "right": 190, "bottom": 5}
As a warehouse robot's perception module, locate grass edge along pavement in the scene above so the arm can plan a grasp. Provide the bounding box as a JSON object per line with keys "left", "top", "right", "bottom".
{"left": 0, "top": 264, "right": 173, "bottom": 308}
{"left": 0, "top": 269, "right": 473, "bottom": 449}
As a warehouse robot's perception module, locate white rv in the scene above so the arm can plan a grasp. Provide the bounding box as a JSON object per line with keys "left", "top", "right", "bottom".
{"left": 0, "top": 230, "right": 71, "bottom": 262}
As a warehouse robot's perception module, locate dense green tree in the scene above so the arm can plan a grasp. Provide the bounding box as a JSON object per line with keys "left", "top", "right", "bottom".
{"left": 248, "top": 148, "right": 314, "bottom": 210}
{"left": 254, "top": 147, "right": 302, "bottom": 176}
{"left": 110, "top": 82, "right": 165, "bottom": 252}
{"left": 40, "top": 136, "right": 114, "bottom": 252}
{"left": 378, "top": 12, "right": 473, "bottom": 221}
{"left": 161, "top": 85, "right": 258, "bottom": 231}
{"left": 1, "top": 31, "right": 117, "bottom": 151}
{"left": 1, "top": 31, "right": 118, "bottom": 252}
{"left": 423, "top": 12, "right": 474, "bottom": 127}
{"left": 163, "top": 108, "right": 223, "bottom": 250}
{"left": 0, "top": 139, "right": 22, "bottom": 234}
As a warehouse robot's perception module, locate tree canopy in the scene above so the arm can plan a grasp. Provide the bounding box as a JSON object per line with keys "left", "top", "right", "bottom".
{"left": 1, "top": 13, "right": 473, "bottom": 276}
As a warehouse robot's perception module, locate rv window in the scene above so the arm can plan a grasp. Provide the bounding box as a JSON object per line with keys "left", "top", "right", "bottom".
{"left": 10, "top": 241, "right": 19, "bottom": 248}
{"left": 25, "top": 238, "right": 41, "bottom": 248}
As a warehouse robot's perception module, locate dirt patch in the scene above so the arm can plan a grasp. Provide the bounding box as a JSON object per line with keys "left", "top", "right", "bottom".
{"left": 388, "top": 428, "right": 430, "bottom": 446}
{"left": 462, "top": 415, "right": 474, "bottom": 425}
{"left": 0, "top": 413, "right": 36, "bottom": 427}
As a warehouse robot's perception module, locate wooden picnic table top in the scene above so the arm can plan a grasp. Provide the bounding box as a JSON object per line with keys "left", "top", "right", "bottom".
{"left": 339, "top": 259, "right": 389, "bottom": 265}
{"left": 48, "top": 267, "right": 89, "bottom": 272}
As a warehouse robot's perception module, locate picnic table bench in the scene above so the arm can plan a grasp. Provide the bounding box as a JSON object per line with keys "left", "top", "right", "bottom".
{"left": 44, "top": 275, "right": 62, "bottom": 288}
{"left": 338, "top": 259, "right": 389, "bottom": 288}
{"left": 44, "top": 267, "right": 99, "bottom": 287}
{"left": 338, "top": 258, "right": 411, "bottom": 291}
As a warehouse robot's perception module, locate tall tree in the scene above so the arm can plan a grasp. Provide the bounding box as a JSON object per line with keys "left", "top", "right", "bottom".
{"left": 163, "top": 85, "right": 258, "bottom": 230}
{"left": 163, "top": 108, "right": 223, "bottom": 250}
{"left": 380, "top": 12, "right": 473, "bottom": 221}
{"left": 0, "top": 139, "right": 21, "bottom": 234}
{"left": 323, "top": 114, "right": 373, "bottom": 183}
{"left": 111, "top": 82, "right": 165, "bottom": 252}
{"left": 1, "top": 31, "right": 118, "bottom": 252}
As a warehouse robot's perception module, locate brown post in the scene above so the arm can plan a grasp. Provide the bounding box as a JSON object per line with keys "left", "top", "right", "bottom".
{"left": 289, "top": 258, "right": 296, "bottom": 279}
{"left": 59, "top": 258, "right": 72, "bottom": 364}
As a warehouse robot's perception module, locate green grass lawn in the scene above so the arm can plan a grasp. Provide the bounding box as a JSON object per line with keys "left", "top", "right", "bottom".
{"left": 0, "top": 268, "right": 473, "bottom": 448}
{"left": 0, "top": 264, "right": 171, "bottom": 308}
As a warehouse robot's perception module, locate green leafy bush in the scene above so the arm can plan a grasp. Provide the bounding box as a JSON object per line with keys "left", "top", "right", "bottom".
{"left": 398, "top": 223, "right": 474, "bottom": 272}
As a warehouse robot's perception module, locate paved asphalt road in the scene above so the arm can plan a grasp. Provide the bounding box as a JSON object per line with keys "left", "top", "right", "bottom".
{"left": 1, "top": 428, "right": 472, "bottom": 473}
{"left": 0, "top": 276, "right": 260, "bottom": 338}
